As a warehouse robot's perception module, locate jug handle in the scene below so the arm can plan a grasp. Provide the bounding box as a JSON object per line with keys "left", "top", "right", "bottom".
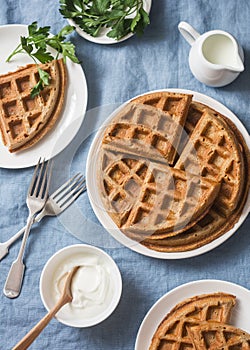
{"left": 178, "top": 21, "right": 200, "bottom": 45}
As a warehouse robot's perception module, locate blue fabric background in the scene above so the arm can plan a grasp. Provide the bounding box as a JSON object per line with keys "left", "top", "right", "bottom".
{"left": 0, "top": 0, "right": 250, "bottom": 349}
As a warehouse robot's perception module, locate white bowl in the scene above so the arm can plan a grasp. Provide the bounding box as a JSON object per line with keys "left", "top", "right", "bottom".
{"left": 67, "top": 0, "right": 152, "bottom": 45}
{"left": 40, "top": 244, "right": 122, "bottom": 327}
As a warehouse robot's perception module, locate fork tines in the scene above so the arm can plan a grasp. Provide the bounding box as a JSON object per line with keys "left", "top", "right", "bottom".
{"left": 51, "top": 173, "right": 86, "bottom": 209}
{"left": 29, "top": 158, "right": 53, "bottom": 199}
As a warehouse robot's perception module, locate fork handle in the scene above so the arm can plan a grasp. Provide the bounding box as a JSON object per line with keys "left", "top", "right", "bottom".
{"left": 4, "top": 215, "right": 38, "bottom": 247}
{"left": 3, "top": 258, "right": 25, "bottom": 299}
{"left": 0, "top": 214, "right": 41, "bottom": 262}
{"left": 3, "top": 215, "right": 34, "bottom": 299}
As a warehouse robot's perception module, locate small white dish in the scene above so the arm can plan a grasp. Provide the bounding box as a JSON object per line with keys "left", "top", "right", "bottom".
{"left": 68, "top": 0, "right": 152, "bottom": 45}
{"left": 40, "top": 244, "right": 122, "bottom": 328}
{"left": 135, "top": 279, "right": 250, "bottom": 350}
{"left": 0, "top": 24, "right": 88, "bottom": 169}
{"left": 86, "top": 88, "right": 250, "bottom": 260}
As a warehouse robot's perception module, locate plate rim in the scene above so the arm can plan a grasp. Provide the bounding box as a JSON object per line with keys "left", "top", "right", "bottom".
{"left": 134, "top": 279, "right": 250, "bottom": 350}
{"left": 86, "top": 88, "right": 250, "bottom": 259}
{"left": 0, "top": 23, "right": 88, "bottom": 169}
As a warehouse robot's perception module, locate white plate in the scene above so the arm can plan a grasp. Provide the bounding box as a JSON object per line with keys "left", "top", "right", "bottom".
{"left": 86, "top": 89, "right": 250, "bottom": 259}
{"left": 135, "top": 279, "right": 250, "bottom": 350}
{"left": 0, "top": 24, "right": 88, "bottom": 169}
{"left": 68, "top": 0, "right": 152, "bottom": 45}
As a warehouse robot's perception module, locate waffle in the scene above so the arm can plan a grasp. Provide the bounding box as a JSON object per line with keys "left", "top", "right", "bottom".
{"left": 130, "top": 91, "right": 192, "bottom": 164}
{"left": 141, "top": 102, "right": 250, "bottom": 252}
{"left": 103, "top": 103, "right": 181, "bottom": 165}
{"left": 188, "top": 321, "right": 250, "bottom": 349}
{"left": 103, "top": 98, "right": 192, "bottom": 165}
{"left": 175, "top": 102, "right": 245, "bottom": 217}
{"left": 99, "top": 149, "right": 220, "bottom": 239}
{"left": 149, "top": 293, "right": 236, "bottom": 350}
{"left": 0, "top": 58, "right": 66, "bottom": 152}
{"left": 98, "top": 91, "right": 249, "bottom": 252}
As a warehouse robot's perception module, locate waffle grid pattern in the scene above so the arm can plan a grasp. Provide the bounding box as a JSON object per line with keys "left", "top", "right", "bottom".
{"left": 176, "top": 109, "right": 244, "bottom": 216}
{"left": 188, "top": 322, "right": 250, "bottom": 350}
{"left": 103, "top": 103, "right": 188, "bottom": 164}
{"left": 99, "top": 94, "right": 249, "bottom": 252}
{"left": 0, "top": 67, "right": 53, "bottom": 146}
{"left": 149, "top": 293, "right": 236, "bottom": 350}
{"left": 140, "top": 101, "right": 248, "bottom": 252}
{"left": 0, "top": 59, "right": 66, "bottom": 152}
{"left": 101, "top": 151, "right": 220, "bottom": 239}
{"left": 132, "top": 93, "right": 193, "bottom": 165}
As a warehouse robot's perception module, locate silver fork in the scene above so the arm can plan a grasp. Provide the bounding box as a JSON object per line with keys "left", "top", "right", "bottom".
{"left": 0, "top": 173, "right": 86, "bottom": 262}
{"left": 4, "top": 158, "right": 52, "bottom": 299}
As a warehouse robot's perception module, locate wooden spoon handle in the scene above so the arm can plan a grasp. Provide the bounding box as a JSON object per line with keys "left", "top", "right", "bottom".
{"left": 12, "top": 296, "right": 70, "bottom": 350}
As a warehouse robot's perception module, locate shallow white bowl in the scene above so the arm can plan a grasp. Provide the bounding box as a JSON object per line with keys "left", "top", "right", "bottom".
{"left": 67, "top": 0, "right": 152, "bottom": 45}
{"left": 40, "top": 244, "right": 122, "bottom": 327}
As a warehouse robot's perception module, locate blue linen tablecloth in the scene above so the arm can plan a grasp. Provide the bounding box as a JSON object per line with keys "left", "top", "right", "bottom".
{"left": 0, "top": 0, "right": 250, "bottom": 349}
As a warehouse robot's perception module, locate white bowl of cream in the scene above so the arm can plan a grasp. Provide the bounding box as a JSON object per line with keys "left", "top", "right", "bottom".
{"left": 40, "top": 244, "right": 122, "bottom": 327}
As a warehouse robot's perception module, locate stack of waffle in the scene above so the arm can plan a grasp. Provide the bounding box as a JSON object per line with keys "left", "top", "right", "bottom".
{"left": 0, "top": 59, "right": 66, "bottom": 152}
{"left": 99, "top": 91, "right": 250, "bottom": 252}
{"left": 149, "top": 293, "right": 250, "bottom": 350}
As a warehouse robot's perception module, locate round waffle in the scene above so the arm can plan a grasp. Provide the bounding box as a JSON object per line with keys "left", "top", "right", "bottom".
{"left": 96, "top": 91, "right": 249, "bottom": 253}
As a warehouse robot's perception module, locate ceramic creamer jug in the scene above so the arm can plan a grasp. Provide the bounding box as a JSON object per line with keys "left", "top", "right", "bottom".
{"left": 178, "top": 21, "right": 244, "bottom": 87}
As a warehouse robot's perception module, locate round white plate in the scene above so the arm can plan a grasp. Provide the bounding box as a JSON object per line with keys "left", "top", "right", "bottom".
{"left": 86, "top": 89, "right": 250, "bottom": 259}
{"left": 135, "top": 279, "right": 250, "bottom": 350}
{"left": 68, "top": 0, "right": 152, "bottom": 44}
{"left": 0, "top": 24, "right": 88, "bottom": 169}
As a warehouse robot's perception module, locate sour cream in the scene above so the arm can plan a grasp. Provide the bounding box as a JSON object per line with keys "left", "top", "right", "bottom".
{"left": 51, "top": 253, "right": 114, "bottom": 320}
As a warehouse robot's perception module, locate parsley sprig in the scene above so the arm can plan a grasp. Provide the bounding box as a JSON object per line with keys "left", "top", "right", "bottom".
{"left": 6, "top": 22, "right": 80, "bottom": 97}
{"left": 59, "top": 0, "right": 150, "bottom": 41}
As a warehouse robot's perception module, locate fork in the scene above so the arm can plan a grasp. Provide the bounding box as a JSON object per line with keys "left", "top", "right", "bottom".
{"left": 0, "top": 173, "right": 86, "bottom": 262}
{"left": 3, "top": 158, "right": 52, "bottom": 299}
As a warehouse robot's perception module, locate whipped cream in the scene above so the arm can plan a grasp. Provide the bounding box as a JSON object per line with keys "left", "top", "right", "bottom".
{"left": 52, "top": 253, "right": 114, "bottom": 320}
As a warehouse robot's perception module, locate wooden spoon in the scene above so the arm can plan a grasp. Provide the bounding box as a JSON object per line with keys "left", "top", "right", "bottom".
{"left": 13, "top": 265, "right": 80, "bottom": 350}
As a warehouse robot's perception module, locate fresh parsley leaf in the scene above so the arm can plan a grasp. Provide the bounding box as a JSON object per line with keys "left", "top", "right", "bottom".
{"left": 61, "top": 42, "right": 80, "bottom": 63}
{"left": 30, "top": 80, "right": 44, "bottom": 98}
{"left": 132, "top": 7, "right": 150, "bottom": 36}
{"left": 131, "top": 11, "right": 141, "bottom": 32}
{"left": 28, "top": 22, "right": 50, "bottom": 38}
{"left": 91, "top": 0, "right": 110, "bottom": 15}
{"left": 139, "top": 7, "right": 150, "bottom": 27}
{"left": 30, "top": 68, "right": 50, "bottom": 98}
{"left": 57, "top": 25, "right": 75, "bottom": 39}
{"left": 107, "top": 9, "right": 125, "bottom": 18}
{"left": 8, "top": 22, "right": 79, "bottom": 64}
{"left": 28, "top": 21, "right": 38, "bottom": 36}
{"left": 38, "top": 68, "right": 50, "bottom": 85}
{"left": 20, "top": 37, "right": 33, "bottom": 55}
{"left": 124, "top": 0, "right": 136, "bottom": 7}
{"left": 107, "top": 19, "right": 131, "bottom": 40}
{"left": 59, "top": 0, "right": 150, "bottom": 40}
{"left": 7, "top": 22, "right": 80, "bottom": 97}
{"left": 33, "top": 48, "right": 54, "bottom": 63}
